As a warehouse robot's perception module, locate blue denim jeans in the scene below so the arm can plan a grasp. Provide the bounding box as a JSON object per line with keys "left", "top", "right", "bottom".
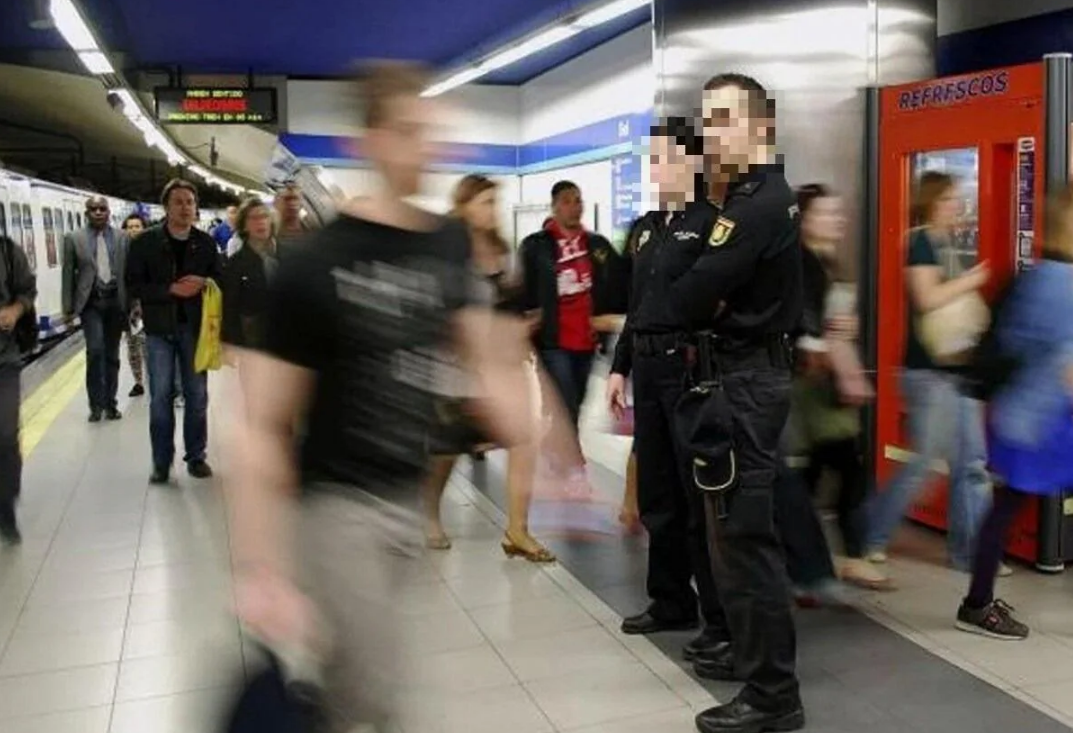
{"left": 866, "top": 369, "right": 991, "bottom": 568}
{"left": 146, "top": 327, "right": 208, "bottom": 470}
{"left": 538, "top": 349, "right": 595, "bottom": 429}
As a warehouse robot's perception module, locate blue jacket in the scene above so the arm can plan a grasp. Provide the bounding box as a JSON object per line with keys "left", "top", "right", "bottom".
{"left": 992, "top": 259, "right": 1073, "bottom": 447}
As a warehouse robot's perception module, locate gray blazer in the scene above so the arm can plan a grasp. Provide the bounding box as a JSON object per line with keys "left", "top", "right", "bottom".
{"left": 62, "top": 227, "right": 129, "bottom": 315}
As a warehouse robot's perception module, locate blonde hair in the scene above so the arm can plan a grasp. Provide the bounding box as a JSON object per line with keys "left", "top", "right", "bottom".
{"left": 352, "top": 61, "right": 429, "bottom": 130}
{"left": 1043, "top": 184, "right": 1073, "bottom": 261}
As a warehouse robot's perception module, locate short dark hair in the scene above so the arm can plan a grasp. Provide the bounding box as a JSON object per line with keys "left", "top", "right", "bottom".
{"left": 235, "top": 197, "right": 274, "bottom": 241}
{"left": 122, "top": 213, "right": 146, "bottom": 230}
{"left": 353, "top": 61, "right": 429, "bottom": 130}
{"left": 161, "top": 178, "right": 199, "bottom": 207}
{"left": 704, "top": 73, "right": 773, "bottom": 118}
{"left": 650, "top": 116, "right": 702, "bottom": 156}
{"left": 796, "top": 183, "right": 833, "bottom": 219}
{"left": 551, "top": 180, "right": 579, "bottom": 201}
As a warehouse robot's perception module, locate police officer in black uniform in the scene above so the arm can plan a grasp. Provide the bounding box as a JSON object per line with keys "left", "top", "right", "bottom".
{"left": 610, "top": 119, "right": 730, "bottom": 664}
{"left": 675, "top": 74, "right": 805, "bottom": 733}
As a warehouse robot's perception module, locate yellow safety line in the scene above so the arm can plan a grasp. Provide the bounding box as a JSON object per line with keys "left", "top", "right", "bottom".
{"left": 20, "top": 351, "right": 85, "bottom": 457}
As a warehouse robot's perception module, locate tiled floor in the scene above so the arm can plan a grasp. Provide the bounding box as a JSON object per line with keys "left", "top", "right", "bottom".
{"left": 2, "top": 356, "right": 1073, "bottom": 732}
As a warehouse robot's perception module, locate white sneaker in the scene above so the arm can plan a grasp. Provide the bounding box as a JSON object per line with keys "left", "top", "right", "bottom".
{"left": 866, "top": 549, "right": 888, "bottom": 564}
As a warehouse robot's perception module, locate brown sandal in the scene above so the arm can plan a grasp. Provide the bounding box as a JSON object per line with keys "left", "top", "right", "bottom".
{"left": 501, "top": 533, "right": 556, "bottom": 563}
{"left": 426, "top": 534, "right": 452, "bottom": 551}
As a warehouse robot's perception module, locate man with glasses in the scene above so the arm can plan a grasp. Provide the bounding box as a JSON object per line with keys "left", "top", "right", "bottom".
{"left": 62, "top": 196, "right": 130, "bottom": 422}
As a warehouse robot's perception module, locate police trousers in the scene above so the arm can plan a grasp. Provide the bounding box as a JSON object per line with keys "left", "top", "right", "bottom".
{"left": 633, "top": 345, "right": 724, "bottom": 632}
{"left": 706, "top": 366, "right": 800, "bottom": 711}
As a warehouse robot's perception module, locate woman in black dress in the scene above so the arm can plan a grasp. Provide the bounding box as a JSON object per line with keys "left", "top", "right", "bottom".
{"left": 423, "top": 175, "right": 554, "bottom": 562}
{"left": 221, "top": 197, "right": 278, "bottom": 399}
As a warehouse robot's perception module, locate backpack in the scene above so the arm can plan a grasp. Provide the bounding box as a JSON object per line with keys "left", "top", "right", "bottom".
{"left": 1, "top": 237, "right": 38, "bottom": 355}
{"left": 964, "top": 276, "right": 1022, "bottom": 402}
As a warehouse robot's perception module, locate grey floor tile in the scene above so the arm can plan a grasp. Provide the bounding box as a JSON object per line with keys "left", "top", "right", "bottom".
{"left": 0, "top": 664, "right": 118, "bottom": 719}
{"left": 0, "top": 628, "right": 124, "bottom": 678}
{"left": 0, "top": 706, "right": 111, "bottom": 733}
{"left": 108, "top": 686, "right": 240, "bottom": 733}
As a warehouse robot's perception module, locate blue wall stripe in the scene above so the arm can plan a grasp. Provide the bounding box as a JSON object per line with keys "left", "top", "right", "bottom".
{"left": 280, "top": 110, "right": 654, "bottom": 174}
{"left": 516, "top": 142, "right": 635, "bottom": 175}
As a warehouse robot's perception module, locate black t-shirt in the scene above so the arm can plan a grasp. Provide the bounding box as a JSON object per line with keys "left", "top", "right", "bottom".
{"left": 904, "top": 228, "right": 940, "bottom": 370}
{"left": 262, "top": 214, "right": 475, "bottom": 505}
{"left": 168, "top": 229, "right": 190, "bottom": 323}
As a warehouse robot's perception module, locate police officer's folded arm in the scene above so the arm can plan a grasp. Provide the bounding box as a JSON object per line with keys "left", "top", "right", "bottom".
{"left": 666, "top": 208, "right": 768, "bottom": 324}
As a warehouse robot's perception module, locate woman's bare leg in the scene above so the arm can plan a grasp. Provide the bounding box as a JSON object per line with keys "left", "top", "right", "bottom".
{"left": 619, "top": 450, "right": 642, "bottom": 533}
{"left": 423, "top": 455, "right": 458, "bottom": 549}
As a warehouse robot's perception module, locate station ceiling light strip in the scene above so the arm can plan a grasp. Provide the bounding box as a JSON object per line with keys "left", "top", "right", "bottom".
{"left": 423, "top": 0, "right": 649, "bottom": 97}
{"left": 50, "top": 0, "right": 249, "bottom": 197}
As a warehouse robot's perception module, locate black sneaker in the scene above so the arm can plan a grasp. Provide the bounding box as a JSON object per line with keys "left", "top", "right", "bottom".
{"left": 88, "top": 409, "right": 102, "bottom": 423}
{"left": 957, "top": 599, "right": 1029, "bottom": 640}
{"left": 129, "top": 384, "right": 145, "bottom": 397}
{"left": 0, "top": 518, "right": 21, "bottom": 546}
{"left": 1, "top": 506, "right": 22, "bottom": 546}
{"left": 150, "top": 467, "right": 170, "bottom": 485}
{"left": 105, "top": 408, "right": 122, "bottom": 421}
{"left": 188, "top": 460, "right": 213, "bottom": 479}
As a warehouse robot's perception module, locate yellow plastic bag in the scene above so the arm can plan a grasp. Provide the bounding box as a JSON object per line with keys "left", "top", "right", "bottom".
{"left": 194, "top": 278, "right": 223, "bottom": 373}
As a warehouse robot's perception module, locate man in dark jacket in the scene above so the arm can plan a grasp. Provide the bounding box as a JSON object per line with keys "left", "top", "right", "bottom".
{"left": 0, "top": 236, "right": 35, "bottom": 545}
{"left": 520, "top": 181, "right": 624, "bottom": 487}
{"left": 126, "top": 178, "right": 221, "bottom": 484}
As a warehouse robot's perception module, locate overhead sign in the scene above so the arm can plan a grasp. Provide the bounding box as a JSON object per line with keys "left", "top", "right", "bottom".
{"left": 896, "top": 70, "right": 1010, "bottom": 111}
{"left": 154, "top": 87, "right": 278, "bottom": 124}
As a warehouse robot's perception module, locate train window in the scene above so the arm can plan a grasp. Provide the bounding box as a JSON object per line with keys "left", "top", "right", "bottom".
{"left": 9, "top": 203, "right": 22, "bottom": 244}
{"left": 77, "top": 212, "right": 83, "bottom": 228}
{"left": 53, "top": 207, "right": 64, "bottom": 237}
{"left": 0, "top": 203, "right": 6, "bottom": 237}
{"left": 21, "top": 204, "right": 37, "bottom": 271}
{"left": 67, "top": 211, "right": 74, "bottom": 231}
{"left": 43, "top": 208, "right": 57, "bottom": 269}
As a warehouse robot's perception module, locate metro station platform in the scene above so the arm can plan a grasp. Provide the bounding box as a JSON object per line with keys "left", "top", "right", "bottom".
{"left": 2, "top": 348, "right": 1073, "bottom": 733}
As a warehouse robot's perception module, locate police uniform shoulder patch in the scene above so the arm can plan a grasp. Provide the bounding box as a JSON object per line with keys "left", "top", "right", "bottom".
{"left": 709, "top": 217, "right": 735, "bottom": 247}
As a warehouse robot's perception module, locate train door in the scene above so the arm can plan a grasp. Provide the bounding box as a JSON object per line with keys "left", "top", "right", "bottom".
{"left": 876, "top": 62, "right": 1057, "bottom": 565}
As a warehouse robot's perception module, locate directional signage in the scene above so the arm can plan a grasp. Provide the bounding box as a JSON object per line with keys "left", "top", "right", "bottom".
{"left": 154, "top": 87, "right": 278, "bottom": 124}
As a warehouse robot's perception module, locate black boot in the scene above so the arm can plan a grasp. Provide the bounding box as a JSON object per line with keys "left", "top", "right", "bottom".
{"left": 684, "top": 629, "right": 732, "bottom": 662}
{"left": 692, "top": 644, "right": 741, "bottom": 681}
{"left": 695, "top": 698, "right": 804, "bottom": 733}
{"left": 621, "top": 608, "right": 698, "bottom": 635}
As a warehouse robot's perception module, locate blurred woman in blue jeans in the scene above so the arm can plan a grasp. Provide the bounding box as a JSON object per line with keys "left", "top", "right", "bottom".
{"left": 955, "top": 187, "right": 1073, "bottom": 640}
{"left": 865, "top": 172, "right": 995, "bottom": 573}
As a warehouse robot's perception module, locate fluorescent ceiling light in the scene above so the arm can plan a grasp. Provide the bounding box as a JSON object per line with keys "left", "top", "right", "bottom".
{"left": 50, "top": 0, "right": 97, "bottom": 50}
{"left": 423, "top": 0, "right": 649, "bottom": 96}
{"left": 76, "top": 50, "right": 113, "bottom": 74}
{"left": 573, "top": 0, "right": 649, "bottom": 28}
{"left": 481, "top": 26, "right": 578, "bottom": 71}
{"left": 422, "top": 67, "right": 485, "bottom": 98}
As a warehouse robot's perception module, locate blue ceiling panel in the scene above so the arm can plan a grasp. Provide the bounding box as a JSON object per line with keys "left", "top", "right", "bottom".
{"left": 59, "top": 0, "right": 644, "bottom": 80}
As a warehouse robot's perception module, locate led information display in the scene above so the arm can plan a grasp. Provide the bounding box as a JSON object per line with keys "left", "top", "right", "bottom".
{"left": 154, "top": 87, "right": 278, "bottom": 124}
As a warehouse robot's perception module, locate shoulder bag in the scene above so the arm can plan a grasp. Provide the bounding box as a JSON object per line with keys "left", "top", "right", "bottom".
{"left": 914, "top": 231, "right": 989, "bottom": 366}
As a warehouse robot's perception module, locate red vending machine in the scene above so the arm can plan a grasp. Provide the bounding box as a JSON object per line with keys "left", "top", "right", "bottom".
{"left": 872, "top": 55, "right": 1072, "bottom": 570}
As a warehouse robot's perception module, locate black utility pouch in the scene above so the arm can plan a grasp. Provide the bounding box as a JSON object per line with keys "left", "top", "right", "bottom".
{"left": 674, "top": 333, "right": 738, "bottom": 519}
